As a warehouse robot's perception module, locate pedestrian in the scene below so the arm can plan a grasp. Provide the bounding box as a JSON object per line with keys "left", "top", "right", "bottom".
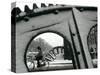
{"left": 35, "top": 46, "right": 43, "bottom": 67}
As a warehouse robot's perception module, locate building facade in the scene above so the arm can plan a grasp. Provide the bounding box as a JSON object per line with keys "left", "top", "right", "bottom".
{"left": 11, "top": 2, "right": 97, "bottom": 73}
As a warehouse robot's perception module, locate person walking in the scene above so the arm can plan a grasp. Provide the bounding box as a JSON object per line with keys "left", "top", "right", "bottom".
{"left": 35, "top": 46, "right": 44, "bottom": 67}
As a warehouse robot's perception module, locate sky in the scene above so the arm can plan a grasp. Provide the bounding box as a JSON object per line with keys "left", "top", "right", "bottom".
{"left": 34, "top": 33, "right": 64, "bottom": 47}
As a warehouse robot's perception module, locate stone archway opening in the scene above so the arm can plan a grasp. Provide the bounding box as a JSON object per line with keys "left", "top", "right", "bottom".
{"left": 87, "top": 25, "right": 97, "bottom": 68}
{"left": 25, "top": 32, "right": 74, "bottom": 71}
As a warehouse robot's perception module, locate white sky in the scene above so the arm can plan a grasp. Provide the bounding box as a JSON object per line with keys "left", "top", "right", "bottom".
{"left": 34, "top": 33, "right": 64, "bottom": 47}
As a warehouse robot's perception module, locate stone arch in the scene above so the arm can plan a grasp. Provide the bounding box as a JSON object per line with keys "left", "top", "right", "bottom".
{"left": 24, "top": 30, "right": 75, "bottom": 71}
{"left": 87, "top": 24, "right": 97, "bottom": 67}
